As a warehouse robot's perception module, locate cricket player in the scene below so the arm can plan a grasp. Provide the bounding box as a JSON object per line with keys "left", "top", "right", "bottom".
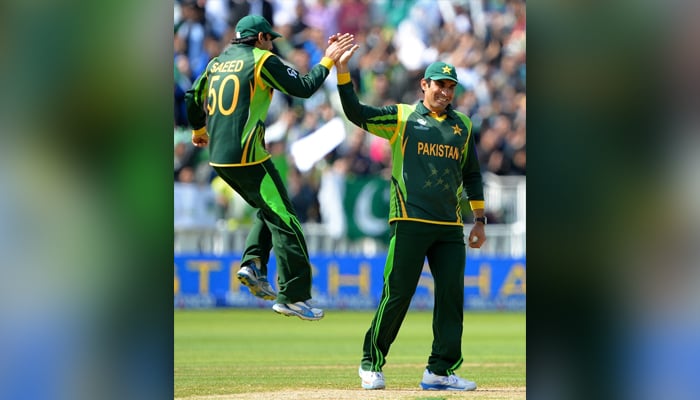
{"left": 184, "top": 15, "right": 355, "bottom": 320}
{"left": 335, "top": 45, "right": 486, "bottom": 390}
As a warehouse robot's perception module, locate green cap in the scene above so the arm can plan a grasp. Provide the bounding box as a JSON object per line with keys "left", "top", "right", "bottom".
{"left": 235, "top": 15, "right": 282, "bottom": 40}
{"left": 423, "top": 61, "right": 458, "bottom": 83}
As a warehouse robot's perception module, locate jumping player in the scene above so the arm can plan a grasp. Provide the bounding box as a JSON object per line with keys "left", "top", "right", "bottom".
{"left": 185, "top": 15, "right": 355, "bottom": 320}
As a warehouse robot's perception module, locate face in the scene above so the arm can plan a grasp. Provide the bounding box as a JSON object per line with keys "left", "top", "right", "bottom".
{"left": 421, "top": 78, "right": 457, "bottom": 114}
{"left": 257, "top": 33, "right": 274, "bottom": 50}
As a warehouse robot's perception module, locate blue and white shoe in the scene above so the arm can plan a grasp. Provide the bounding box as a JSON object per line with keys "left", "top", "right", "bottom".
{"left": 272, "top": 301, "right": 324, "bottom": 321}
{"left": 419, "top": 368, "right": 476, "bottom": 391}
{"left": 359, "top": 366, "right": 385, "bottom": 390}
{"left": 237, "top": 259, "right": 276, "bottom": 300}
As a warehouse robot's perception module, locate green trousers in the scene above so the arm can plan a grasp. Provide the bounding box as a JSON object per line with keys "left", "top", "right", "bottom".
{"left": 213, "top": 160, "right": 312, "bottom": 304}
{"left": 361, "top": 220, "right": 466, "bottom": 376}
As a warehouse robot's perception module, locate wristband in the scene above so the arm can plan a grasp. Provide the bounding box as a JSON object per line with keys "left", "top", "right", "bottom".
{"left": 192, "top": 126, "right": 207, "bottom": 137}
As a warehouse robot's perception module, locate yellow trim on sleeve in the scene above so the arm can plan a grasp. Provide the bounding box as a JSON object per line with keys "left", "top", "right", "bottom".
{"left": 337, "top": 72, "right": 351, "bottom": 85}
{"left": 469, "top": 201, "right": 485, "bottom": 210}
{"left": 389, "top": 103, "right": 403, "bottom": 145}
{"left": 319, "top": 56, "right": 334, "bottom": 70}
{"left": 255, "top": 51, "right": 274, "bottom": 90}
{"left": 192, "top": 127, "right": 207, "bottom": 137}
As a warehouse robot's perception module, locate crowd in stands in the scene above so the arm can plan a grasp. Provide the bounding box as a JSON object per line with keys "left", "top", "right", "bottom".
{"left": 174, "top": 0, "right": 525, "bottom": 226}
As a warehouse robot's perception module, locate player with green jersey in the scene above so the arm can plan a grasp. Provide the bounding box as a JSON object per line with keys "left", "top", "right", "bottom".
{"left": 334, "top": 44, "right": 486, "bottom": 390}
{"left": 185, "top": 15, "right": 356, "bottom": 320}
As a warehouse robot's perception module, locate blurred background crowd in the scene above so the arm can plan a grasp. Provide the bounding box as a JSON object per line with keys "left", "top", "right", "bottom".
{"left": 174, "top": 0, "right": 526, "bottom": 243}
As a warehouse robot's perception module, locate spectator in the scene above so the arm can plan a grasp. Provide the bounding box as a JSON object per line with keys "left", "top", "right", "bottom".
{"left": 174, "top": 54, "right": 193, "bottom": 127}
{"left": 228, "top": 0, "right": 275, "bottom": 30}
{"left": 174, "top": 139, "right": 203, "bottom": 181}
{"left": 304, "top": 0, "right": 339, "bottom": 40}
{"left": 288, "top": 167, "right": 321, "bottom": 223}
{"left": 337, "top": 0, "right": 369, "bottom": 37}
{"left": 287, "top": 0, "right": 311, "bottom": 48}
{"left": 174, "top": 0, "right": 212, "bottom": 78}
{"left": 205, "top": 0, "right": 230, "bottom": 39}
{"left": 337, "top": 128, "right": 374, "bottom": 177}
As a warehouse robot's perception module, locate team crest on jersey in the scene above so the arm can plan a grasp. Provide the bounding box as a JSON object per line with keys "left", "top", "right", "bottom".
{"left": 414, "top": 118, "right": 429, "bottom": 130}
{"left": 287, "top": 67, "right": 298, "bottom": 78}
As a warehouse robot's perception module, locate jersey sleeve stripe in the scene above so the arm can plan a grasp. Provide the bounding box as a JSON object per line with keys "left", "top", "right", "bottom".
{"left": 391, "top": 177, "right": 408, "bottom": 218}
{"left": 254, "top": 51, "right": 273, "bottom": 90}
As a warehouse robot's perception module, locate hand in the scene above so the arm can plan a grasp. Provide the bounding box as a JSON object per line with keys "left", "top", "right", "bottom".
{"left": 327, "top": 33, "right": 340, "bottom": 44}
{"left": 467, "top": 223, "right": 486, "bottom": 249}
{"left": 324, "top": 33, "right": 356, "bottom": 63}
{"left": 192, "top": 131, "right": 209, "bottom": 147}
{"left": 337, "top": 44, "right": 360, "bottom": 70}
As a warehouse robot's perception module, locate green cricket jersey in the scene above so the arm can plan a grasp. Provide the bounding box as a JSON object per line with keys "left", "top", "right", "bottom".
{"left": 338, "top": 79, "right": 484, "bottom": 226}
{"left": 185, "top": 44, "right": 334, "bottom": 166}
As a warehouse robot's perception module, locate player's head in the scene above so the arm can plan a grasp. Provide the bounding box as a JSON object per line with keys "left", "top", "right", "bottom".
{"left": 233, "top": 15, "right": 281, "bottom": 49}
{"left": 421, "top": 62, "right": 459, "bottom": 113}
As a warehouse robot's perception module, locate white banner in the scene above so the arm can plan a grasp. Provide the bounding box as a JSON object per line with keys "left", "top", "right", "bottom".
{"left": 290, "top": 117, "right": 346, "bottom": 173}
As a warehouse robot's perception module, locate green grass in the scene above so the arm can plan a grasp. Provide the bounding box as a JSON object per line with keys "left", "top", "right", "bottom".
{"left": 174, "top": 309, "right": 525, "bottom": 398}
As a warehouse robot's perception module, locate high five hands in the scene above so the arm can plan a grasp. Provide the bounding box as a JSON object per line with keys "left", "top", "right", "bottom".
{"left": 326, "top": 33, "right": 360, "bottom": 70}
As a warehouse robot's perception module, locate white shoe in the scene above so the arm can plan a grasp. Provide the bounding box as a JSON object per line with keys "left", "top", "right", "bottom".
{"left": 419, "top": 368, "right": 476, "bottom": 391}
{"left": 237, "top": 259, "right": 276, "bottom": 300}
{"left": 272, "top": 301, "right": 324, "bottom": 321}
{"left": 359, "top": 366, "right": 385, "bottom": 390}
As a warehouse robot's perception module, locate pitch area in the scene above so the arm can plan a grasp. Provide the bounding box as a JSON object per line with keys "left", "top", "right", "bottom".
{"left": 175, "top": 309, "right": 525, "bottom": 399}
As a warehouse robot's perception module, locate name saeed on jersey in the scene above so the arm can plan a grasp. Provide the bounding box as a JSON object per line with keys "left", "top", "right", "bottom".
{"left": 210, "top": 60, "right": 245, "bottom": 73}
{"left": 416, "top": 141, "right": 461, "bottom": 160}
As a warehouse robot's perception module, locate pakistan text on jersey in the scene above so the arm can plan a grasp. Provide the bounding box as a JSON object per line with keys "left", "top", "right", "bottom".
{"left": 210, "top": 60, "right": 245, "bottom": 73}
{"left": 416, "top": 141, "right": 461, "bottom": 160}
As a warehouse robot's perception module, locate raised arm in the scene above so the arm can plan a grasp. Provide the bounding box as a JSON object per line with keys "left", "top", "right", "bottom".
{"left": 334, "top": 43, "right": 399, "bottom": 139}
{"left": 260, "top": 33, "right": 356, "bottom": 98}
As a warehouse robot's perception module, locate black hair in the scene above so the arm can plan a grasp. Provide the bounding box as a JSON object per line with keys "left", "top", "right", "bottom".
{"left": 420, "top": 78, "right": 432, "bottom": 93}
{"left": 231, "top": 35, "right": 258, "bottom": 45}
